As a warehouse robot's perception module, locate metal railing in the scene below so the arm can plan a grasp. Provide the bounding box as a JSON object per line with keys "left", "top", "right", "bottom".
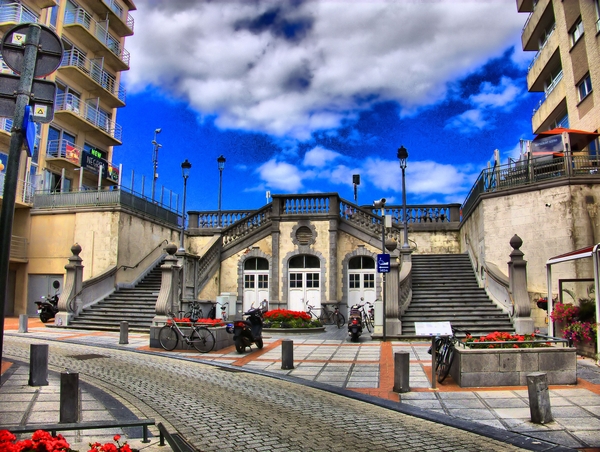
{"left": 0, "top": 172, "right": 35, "bottom": 203}
{"left": 64, "top": 7, "right": 130, "bottom": 67}
{"left": 33, "top": 187, "right": 181, "bottom": 226}
{"left": 461, "top": 153, "right": 600, "bottom": 219}
{"left": 60, "top": 50, "right": 126, "bottom": 103}
{"left": 0, "top": 2, "right": 38, "bottom": 24}
{"left": 55, "top": 93, "right": 123, "bottom": 141}
{"left": 102, "top": 0, "right": 134, "bottom": 32}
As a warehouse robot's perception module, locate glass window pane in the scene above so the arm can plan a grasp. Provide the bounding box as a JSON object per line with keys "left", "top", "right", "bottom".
{"left": 305, "top": 255, "right": 320, "bottom": 268}
{"left": 256, "top": 258, "right": 269, "bottom": 270}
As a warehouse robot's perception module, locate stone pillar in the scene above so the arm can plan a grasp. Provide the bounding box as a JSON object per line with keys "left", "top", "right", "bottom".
{"left": 328, "top": 218, "right": 338, "bottom": 303}
{"left": 508, "top": 235, "right": 534, "bottom": 334}
{"left": 153, "top": 243, "right": 181, "bottom": 326}
{"left": 386, "top": 249, "right": 401, "bottom": 336}
{"left": 55, "top": 244, "right": 84, "bottom": 326}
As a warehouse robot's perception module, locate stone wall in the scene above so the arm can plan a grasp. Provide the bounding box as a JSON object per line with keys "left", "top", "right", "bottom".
{"left": 450, "top": 347, "right": 577, "bottom": 387}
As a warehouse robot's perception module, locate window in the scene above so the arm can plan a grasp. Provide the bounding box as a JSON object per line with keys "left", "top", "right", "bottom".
{"left": 244, "top": 257, "right": 269, "bottom": 270}
{"left": 578, "top": 74, "right": 592, "bottom": 101}
{"left": 49, "top": 4, "right": 58, "bottom": 29}
{"left": 289, "top": 255, "right": 320, "bottom": 269}
{"left": 570, "top": 18, "right": 584, "bottom": 46}
{"left": 349, "top": 256, "right": 375, "bottom": 270}
{"left": 47, "top": 126, "right": 76, "bottom": 158}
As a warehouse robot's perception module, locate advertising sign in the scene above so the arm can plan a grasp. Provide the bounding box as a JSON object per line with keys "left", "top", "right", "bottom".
{"left": 81, "top": 150, "right": 106, "bottom": 177}
{"left": 65, "top": 143, "right": 80, "bottom": 164}
{"left": 531, "top": 134, "right": 563, "bottom": 159}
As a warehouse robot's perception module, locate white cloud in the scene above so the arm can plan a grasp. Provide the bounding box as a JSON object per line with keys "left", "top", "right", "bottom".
{"left": 303, "top": 146, "right": 342, "bottom": 167}
{"left": 125, "top": 0, "right": 525, "bottom": 139}
{"left": 445, "top": 109, "right": 489, "bottom": 133}
{"left": 257, "top": 159, "right": 304, "bottom": 191}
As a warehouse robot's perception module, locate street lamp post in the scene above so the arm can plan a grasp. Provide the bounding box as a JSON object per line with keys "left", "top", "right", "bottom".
{"left": 217, "top": 155, "right": 226, "bottom": 228}
{"left": 151, "top": 128, "right": 162, "bottom": 202}
{"left": 352, "top": 174, "right": 360, "bottom": 204}
{"left": 180, "top": 159, "right": 192, "bottom": 251}
{"left": 397, "top": 146, "right": 409, "bottom": 249}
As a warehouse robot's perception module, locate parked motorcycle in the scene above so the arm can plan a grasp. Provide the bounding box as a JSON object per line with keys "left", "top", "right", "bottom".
{"left": 348, "top": 303, "right": 363, "bottom": 342}
{"left": 226, "top": 302, "right": 266, "bottom": 353}
{"left": 35, "top": 280, "right": 60, "bottom": 323}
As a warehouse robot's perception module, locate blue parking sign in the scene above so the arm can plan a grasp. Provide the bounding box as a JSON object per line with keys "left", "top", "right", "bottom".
{"left": 377, "top": 253, "right": 390, "bottom": 273}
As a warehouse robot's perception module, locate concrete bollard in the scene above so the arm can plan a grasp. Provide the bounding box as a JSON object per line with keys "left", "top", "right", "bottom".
{"left": 393, "top": 351, "right": 410, "bottom": 393}
{"left": 28, "top": 344, "right": 48, "bottom": 386}
{"left": 18, "top": 314, "right": 28, "bottom": 333}
{"left": 281, "top": 339, "right": 294, "bottom": 369}
{"left": 60, "top": 371, "right": 80, "bottom": 423}
{"left": 119, "top": 321, "right": 129, "bottom": 345}
{"left": 527, "top": 372, "right": 553, "bottom": 424}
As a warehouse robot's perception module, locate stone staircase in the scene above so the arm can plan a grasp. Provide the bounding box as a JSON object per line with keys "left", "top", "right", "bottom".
{"left": 401, "top": 254, "right": 514, "bottom": 337}
{"left": 67, "top": 263, "right": 162, "bottom": 333}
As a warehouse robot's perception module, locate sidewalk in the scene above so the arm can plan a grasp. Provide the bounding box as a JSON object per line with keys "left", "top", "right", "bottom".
{"left": 2, "top": 317, "right": 600, "bottom": 450}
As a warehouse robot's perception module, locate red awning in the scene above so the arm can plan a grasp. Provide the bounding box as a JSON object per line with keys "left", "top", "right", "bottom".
{"left": 546, "top": 245, "right": 596, "bottom": 266}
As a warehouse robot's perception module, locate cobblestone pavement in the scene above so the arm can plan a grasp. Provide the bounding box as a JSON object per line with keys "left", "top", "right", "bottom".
{"left": 2, "top": 336, "right": 539, "bottom": 452}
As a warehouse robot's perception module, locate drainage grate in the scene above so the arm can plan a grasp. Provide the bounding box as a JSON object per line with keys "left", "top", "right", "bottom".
{"left": 67, "top": 354, "right": 106, "bottom": 360}
{"left": 218, "top": 367, "right": 242, "bottom": 373}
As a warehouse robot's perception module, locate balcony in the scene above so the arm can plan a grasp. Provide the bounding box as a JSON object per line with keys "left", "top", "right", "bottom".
{"left": 521, "top": 0, "right": 552, "bottom": 51}
{"left": 0, "top": 171, "right": 35, "bottom": 206}
{"left": 58, "top": 49, "right": 126, "bottom": 108}
{"left": 527, "top": 31, "right": 559, "bottom": 92}
{"left": 54, "top": 93, "right": 123, "bottom": 146}
{"left": 0, "top": 2, "right": 39, "bottom": 34}
{"left": 0, "top": 117, "right": 12, "bottom": 149}
{"left": 63, "top": 7, "right": 130, "bottom": 71}
{"left": 532, "top": 77, "right": 566, "bottom": 132}
{"left": 87, "top": 0, "right": 134, "bottom": 37}
{"left": 44, "top": 139, "right": 120, "bottom": 187}
{"left": 517, "top": 0, "right": 535, "bottom": 13}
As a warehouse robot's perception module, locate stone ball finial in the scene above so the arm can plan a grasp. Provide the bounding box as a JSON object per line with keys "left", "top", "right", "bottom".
{"left": 510, "top": 234, "right": 523, "bottom": 250}
{"left": 165, "top": 243, "right": 178, "bottom": 255}
{"left": 385, "top": 238, "right": 398, "bottom": 252}
{"left": 71, "top": 243, "right": 82, "bottom": 256}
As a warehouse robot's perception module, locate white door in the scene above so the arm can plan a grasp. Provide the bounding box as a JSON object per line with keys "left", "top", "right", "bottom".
{"left": 243, "top": 257, "right": 269, "bottom": 312}
{"left": 348, "top": 256, "right": 376, "bottom": 309}
{"left": 288, "top": 255, "right": 321, "bottom": 312}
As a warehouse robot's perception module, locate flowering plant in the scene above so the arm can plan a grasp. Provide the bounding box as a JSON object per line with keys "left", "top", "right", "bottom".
{"left": 463, "top": 331, "right": 549, "bottom": 349}
{"left": 168, "top": 317, "right": 224, "bottom": 326}
{"left": 550, "top": 302, "right": 580, "bottom": 323}
{"left": 550, "top": 301, "right": 597, "bottom": 343}
{"left": 562, "top": 321, "right": 597, "bottom": 344}
{"left": 0, "top": 430, "right": 132, "bottom": 452}
{"left": 262, "top": 309, "right": 321, "bottom": 328}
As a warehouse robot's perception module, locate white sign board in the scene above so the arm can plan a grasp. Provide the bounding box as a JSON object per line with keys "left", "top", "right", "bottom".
{"left": 414, "top": 321, "right": 452, "bottom": 336}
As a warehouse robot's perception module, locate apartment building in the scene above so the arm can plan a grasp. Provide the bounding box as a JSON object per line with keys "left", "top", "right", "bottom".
{"left": 518, "top": 0, "right": 600, "bottom": 138}
{"left": 0, "top": 0, "right": 138, "bottom": 316}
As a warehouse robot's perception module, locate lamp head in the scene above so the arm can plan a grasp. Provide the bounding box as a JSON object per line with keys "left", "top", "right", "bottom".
{"left": 373, "top": 198, "right": 386, "bottom": 209}
{"left": 155, "top": 128, "right": 162, "bottom": 134}
{"left": 397, "top": 145, "right": 408, "bottom": 168}
{"left": 181, "top": 159, "right": 192, "bottom": 179}
{"left": 217, "top": 154, "right": 226, "bottom": 170}
{"left": 352, "top": 174, "right": 360, "bottom": 185}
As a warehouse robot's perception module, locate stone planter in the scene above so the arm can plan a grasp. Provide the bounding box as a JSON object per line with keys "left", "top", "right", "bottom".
{"left": 450, "top": 346, "right": 577, "bottom": 388}
{"left": 149, "top": 325, "right": 234, "bottom": 351}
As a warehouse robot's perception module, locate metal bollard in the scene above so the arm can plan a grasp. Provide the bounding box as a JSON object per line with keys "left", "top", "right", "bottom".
{"left": 60, "top": 371, "right": 80, "bottom": 423}
{"left": 28, "top": 344, "right": 48, "bottom": 386}
{"left": 119, "top": 321, "right": 129, "bottom": 345}
{"left": 281, "top": 339, "right": 294, "bottom": 369}
{"left": 18, "top": 314, "right": 28, "bottom": 333}
{"left": 527, "top": 372, "right": 553, "bottom": 424}
{"left": 393, "top": 351, "right": 410, "bottom": 393}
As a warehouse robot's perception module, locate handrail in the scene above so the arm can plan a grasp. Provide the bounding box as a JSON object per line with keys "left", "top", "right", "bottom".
{"left": 117, "top": 239, "right": 168, "bottom": 271}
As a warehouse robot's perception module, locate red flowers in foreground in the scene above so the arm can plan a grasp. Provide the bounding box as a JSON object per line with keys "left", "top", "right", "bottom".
{"left": 464, "top": 331, "right": 549, "bottom": 349}
{"left": 0, "top": 430, "right": 130, "bottom": 452}
{"left": 168, "top": 318, "right": 225, "bottom": 326}
{"left": 263, "top": 309, "right": 311, "bottom": 322}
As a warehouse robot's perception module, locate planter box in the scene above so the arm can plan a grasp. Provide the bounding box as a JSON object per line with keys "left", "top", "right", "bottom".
{"left": 577, "top": 339, "right": 597, "bottom": 359}
{"left": 149, "top": 325, "right": 234, "bottom": 351}
{"left": 450, "top": 346, "right": 577, "bottom": 387}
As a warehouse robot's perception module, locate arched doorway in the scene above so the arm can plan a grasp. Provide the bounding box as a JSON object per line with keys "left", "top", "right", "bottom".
{"left": 347, "top": 255, "right": 376, "bottom": 308}
{"left": 243, "top": 257, "right": 269, "bottom": 312}
{"left": 288, "top": 254, "right": 321, "bottom": 312}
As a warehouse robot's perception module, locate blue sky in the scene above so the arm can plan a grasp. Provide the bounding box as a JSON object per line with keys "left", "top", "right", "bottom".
{"left": 115, "top": 0, "right": 542, "bottom": 213}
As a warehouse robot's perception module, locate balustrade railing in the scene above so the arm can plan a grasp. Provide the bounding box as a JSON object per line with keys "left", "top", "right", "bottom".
{"left": 222, "top": 205, "right": 272, "bottom": 247}
{"left": 280, "top": 194, "right": 331, "bottom": 214}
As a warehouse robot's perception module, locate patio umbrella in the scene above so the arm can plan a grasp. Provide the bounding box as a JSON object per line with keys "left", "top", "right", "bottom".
{"left": 534, "top": 127, "right": 600, "bottom": 151}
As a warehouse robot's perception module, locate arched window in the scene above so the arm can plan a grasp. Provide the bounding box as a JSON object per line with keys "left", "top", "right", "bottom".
{"left": 349, "top": 256, "right": 375, "bottom": 270}
{"left": 289, "top": 254, "right": 320, "bottom": 268}
{"left": 244, "top": 257, "right": 269, "bottom": 271}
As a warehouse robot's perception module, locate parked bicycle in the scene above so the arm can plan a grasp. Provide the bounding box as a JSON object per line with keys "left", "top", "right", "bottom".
{"left": 305, "top": 300, "right": 335, "bottom": 325}
{"left": 158, "top": 312, "right": 215, "bottom": 353}
{"left": 428, "top": 326, "right": 469, "bottom": 383}
{"left": 332, "top": 303, "right": 345, "bottom": 328}
{"left": 184, "top": 300, "right": 203, "bottom": 322}
{"left": 352, "top": 299, "right": 374, "bottom": 332}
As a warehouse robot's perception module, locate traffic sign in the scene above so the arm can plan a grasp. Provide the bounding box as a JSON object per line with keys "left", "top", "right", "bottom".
{"left": 1, "top": 24, "right": 63, "bottom": 77}
{"left": 377, "top": 253, "right": 390, "bottom": 273}
{"left": 0, "top": 73, "right": 56, "bottom": 122}
{"left": 22, "top": 105, "right": 35, "bottom": 155}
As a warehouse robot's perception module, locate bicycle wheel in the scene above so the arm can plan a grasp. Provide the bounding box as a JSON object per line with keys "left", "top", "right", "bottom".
{"left": 158, "top": 325, "right": 179, "bottom": 351}
{"left": 191, "top": 327, "right": 215, "bottom": 353}
{"left": 436, "top": 345, "right": 454, "bottom": 383}
{"left": 364, "top": 314, "right": 373, "bottom": 332}
{"left": 335, "top": 313, "right": 345, "bottom": 328}
{"left": 323, "top": 310, "right": 335, "bottom": 325}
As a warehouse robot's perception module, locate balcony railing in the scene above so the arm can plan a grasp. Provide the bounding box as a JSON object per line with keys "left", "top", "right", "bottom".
{"left": 528, "top": 25, "right": 555, "bottom": 71}
{"left": 461, "top": 153, "right": 600, "bottom": 219}
{"left": 0, "top": 2, "right": 38, "bottom": 25}
{"left": 102, "top": 0, "right": 134, "bottom": 32}
{"left": 33, "top": 187, "right": 180, "bottom": 226}
{"left": 60, "top": 49, "right": 126, "bottom": 103}
{"left": 64, "top": 7, "right": 130, "bottom": 67}
{"left": 0, "top": 117, "right": 12, "bottom": 133}
{"left": 55, "top": 93, "right": 123, "bottom": 141}
{"left": 0, "top": 171, "right": 35, "bottom": 203}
